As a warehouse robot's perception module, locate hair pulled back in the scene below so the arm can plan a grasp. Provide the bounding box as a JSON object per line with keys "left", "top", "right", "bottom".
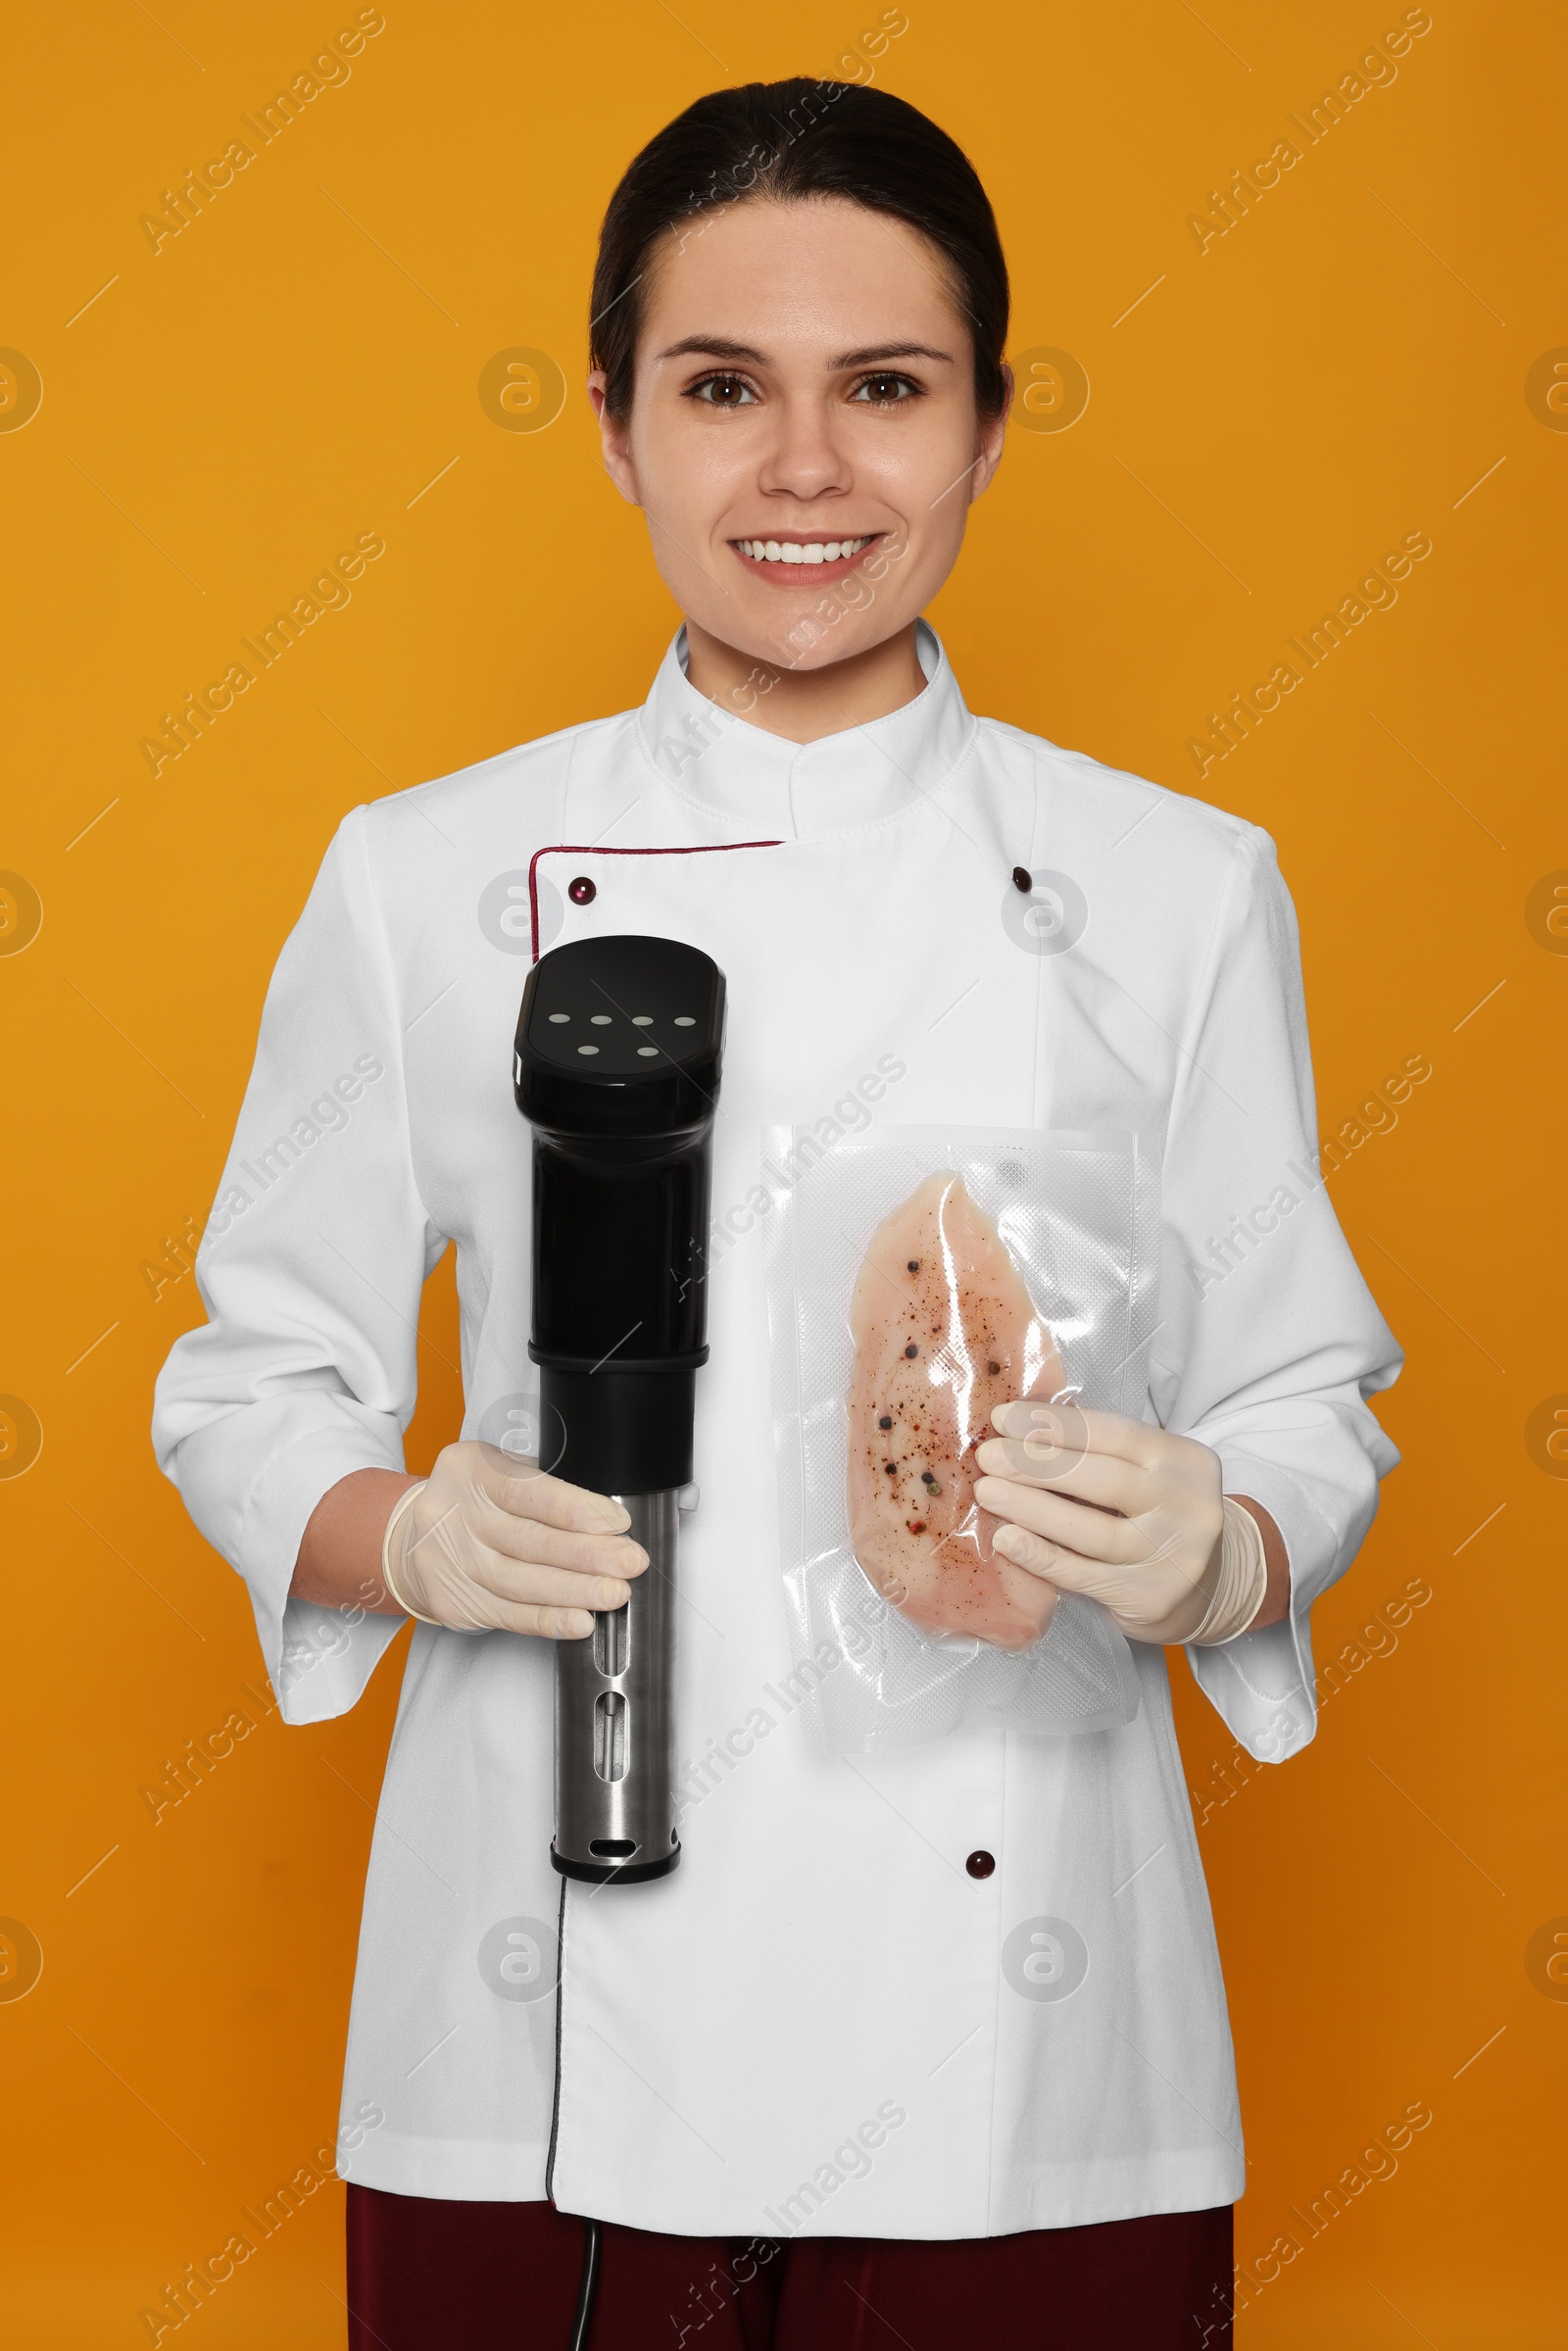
{"left": 589, "top": 79, "right": 1009, "bottom": 421}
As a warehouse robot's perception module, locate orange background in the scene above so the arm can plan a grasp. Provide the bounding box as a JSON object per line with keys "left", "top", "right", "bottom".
{"left": 2, "top": 2, "right": 1563, "bottom": 2341}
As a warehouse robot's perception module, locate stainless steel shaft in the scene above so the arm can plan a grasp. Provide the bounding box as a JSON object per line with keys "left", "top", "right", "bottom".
{"left": 552, "top": 1489, "right": 680, "bottom": 1882}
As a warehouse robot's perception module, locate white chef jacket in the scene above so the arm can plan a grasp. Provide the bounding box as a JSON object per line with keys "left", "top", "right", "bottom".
{"left": 152, "top": 621, "right": 1401, "bottom": 2238}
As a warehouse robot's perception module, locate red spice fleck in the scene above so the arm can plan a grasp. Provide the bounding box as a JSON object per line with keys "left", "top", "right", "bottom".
{"left": 907, "top": 1520, "right": 926, "bottom": 1536}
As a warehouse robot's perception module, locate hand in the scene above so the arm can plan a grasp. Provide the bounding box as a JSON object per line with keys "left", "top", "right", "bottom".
{"left": 973, "top": 1401, "right": 1227, "bottom": 1645}
{"left": 381, "top": 1440, "right": 647, "bottom": 1639}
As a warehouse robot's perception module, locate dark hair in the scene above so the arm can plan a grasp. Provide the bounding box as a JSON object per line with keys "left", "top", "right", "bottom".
{"left": 589, "top": 79, "right": 1009, "bottom": 421}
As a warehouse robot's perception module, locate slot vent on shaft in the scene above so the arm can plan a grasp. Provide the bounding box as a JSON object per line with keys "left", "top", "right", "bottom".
{"left": 594, "top": 1690, "right": 628, "bottom": 1783}
{"left": 593, "top": 1604, "right": 628, "bottom": 1678}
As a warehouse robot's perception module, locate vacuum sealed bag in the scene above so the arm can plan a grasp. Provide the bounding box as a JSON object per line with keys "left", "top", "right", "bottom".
{"left": 764, "top": 1127, "right": 1159, "bottom": 1754}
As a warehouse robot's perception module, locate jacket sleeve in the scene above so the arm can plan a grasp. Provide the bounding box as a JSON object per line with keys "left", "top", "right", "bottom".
{"left": 152, "top": 807, "right": 442, "bottom": 1726}
{"left": 1148, "top": 823, "right": 1402, "bottom": 1763}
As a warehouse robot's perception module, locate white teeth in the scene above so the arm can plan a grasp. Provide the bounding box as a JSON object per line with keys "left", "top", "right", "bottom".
{"left": 740, "top": 536, "right": 869, "bottom": 564}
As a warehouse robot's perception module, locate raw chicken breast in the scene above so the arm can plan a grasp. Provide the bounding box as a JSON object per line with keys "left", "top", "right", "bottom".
{"left": 847, "top": 1174, "right": 1067, "bottom": 1649}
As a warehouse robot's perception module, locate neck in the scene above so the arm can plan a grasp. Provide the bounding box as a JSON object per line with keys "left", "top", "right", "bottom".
{"left": 682, "top": 618, "right": 926, "bottom": 745}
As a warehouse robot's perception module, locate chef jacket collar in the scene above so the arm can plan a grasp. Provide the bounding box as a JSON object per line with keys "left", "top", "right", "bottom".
{"left": 636, "top": 618, "right": 977, "bottom": 841}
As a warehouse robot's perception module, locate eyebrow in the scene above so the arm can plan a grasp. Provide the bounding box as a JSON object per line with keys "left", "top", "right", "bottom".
{"left": 654, "top": 335, "right": 956, "bottom": 370}
{"left": 833, "top": 341, "right": 956, "bottom": 369}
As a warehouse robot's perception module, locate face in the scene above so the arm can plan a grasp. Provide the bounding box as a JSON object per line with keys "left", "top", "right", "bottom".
{"left": 591, "top": 197, "right": 1009, "bottom": 675}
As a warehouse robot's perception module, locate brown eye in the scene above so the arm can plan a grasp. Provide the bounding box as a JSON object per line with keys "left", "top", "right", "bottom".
{"left": 851, "top": 371, "right": 919, "bottom": 406}
{"left": 689, "top": 373, "right": 757, "bottom": 409}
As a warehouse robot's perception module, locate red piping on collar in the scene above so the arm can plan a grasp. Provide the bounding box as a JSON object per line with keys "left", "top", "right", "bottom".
{"left": 527, "top": 841, "right": 784, "bottom": 962}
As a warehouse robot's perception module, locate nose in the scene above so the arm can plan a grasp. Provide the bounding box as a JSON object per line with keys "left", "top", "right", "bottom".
{"left": 756, "top": 390, "right": 852, "bottom": 507}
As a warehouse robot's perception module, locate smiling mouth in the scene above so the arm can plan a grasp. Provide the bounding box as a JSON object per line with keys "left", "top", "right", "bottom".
{"left": 738, "top": 538, "right": 883, "bottom": 568}
{"left": 730, "top": 532, "right": 882, "bottom": 583}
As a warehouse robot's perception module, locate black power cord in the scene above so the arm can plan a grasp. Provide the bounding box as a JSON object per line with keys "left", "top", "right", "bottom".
{"left": 549, "top": 1883, "right": 604, "bottom": 2348}
{"left": 567, "top": 2216, "right": 603, "bottom": 2351}
{"left": 546, "top": 1880, "right": 596, "bottom": 2347}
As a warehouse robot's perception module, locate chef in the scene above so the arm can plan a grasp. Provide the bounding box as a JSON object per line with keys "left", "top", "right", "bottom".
{"left": 153, "top": 74, "right": 1401, "bottom": 2351}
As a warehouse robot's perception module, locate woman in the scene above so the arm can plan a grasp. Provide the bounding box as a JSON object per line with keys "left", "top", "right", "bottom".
{"left": 154, "top": 77, "right": 1401, "bottom": 2351}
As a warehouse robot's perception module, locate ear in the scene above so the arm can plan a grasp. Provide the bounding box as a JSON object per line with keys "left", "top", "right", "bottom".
{"left": 968, "top": 362, "right": 1013, "bottom": 503}
{"left": 588, "top": 370, "right": 642, "bottom": 507}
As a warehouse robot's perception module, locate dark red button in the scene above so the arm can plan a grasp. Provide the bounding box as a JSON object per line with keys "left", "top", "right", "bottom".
{"left": 965, "top": 1849, "right": 996, "bottom": 1880}
{"left": 1011, "top": 866, "right": 1032, "bottom": 894}
{"left": 568, "top": 876, "right": 596, "bottom": 905}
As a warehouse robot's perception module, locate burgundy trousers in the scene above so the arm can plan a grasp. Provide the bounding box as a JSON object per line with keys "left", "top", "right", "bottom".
{"left": 345, "top": 2185, "right": 1232, "bottom": 2350}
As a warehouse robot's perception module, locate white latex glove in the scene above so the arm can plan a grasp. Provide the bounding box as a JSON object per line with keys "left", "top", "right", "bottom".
{"left": 380, "top": 1440, "right": 647, "bottom": 1638}
{"left": 974, "top": 1401, "right": 1264, "bottom": 1646}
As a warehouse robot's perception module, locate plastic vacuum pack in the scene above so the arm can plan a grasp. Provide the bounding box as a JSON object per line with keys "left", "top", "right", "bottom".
{"left": 763, "top": 1126, "right": 1160, "bottom": 1755}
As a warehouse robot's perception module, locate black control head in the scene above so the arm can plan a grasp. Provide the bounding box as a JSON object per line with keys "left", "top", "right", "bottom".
{"left": 514, "top": 935, "right": 724, "bottom": 1139}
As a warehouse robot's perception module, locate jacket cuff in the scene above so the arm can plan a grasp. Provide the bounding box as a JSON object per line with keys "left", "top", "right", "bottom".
{"left": 173, "top": 1403, "right": 409, "bottom": 1727}
{"left": 1185, "top": 1452, "right": 1338, "bottom": 1763}
{"left": 248, "top": 1420, "right": 411, "bottom": 1725}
